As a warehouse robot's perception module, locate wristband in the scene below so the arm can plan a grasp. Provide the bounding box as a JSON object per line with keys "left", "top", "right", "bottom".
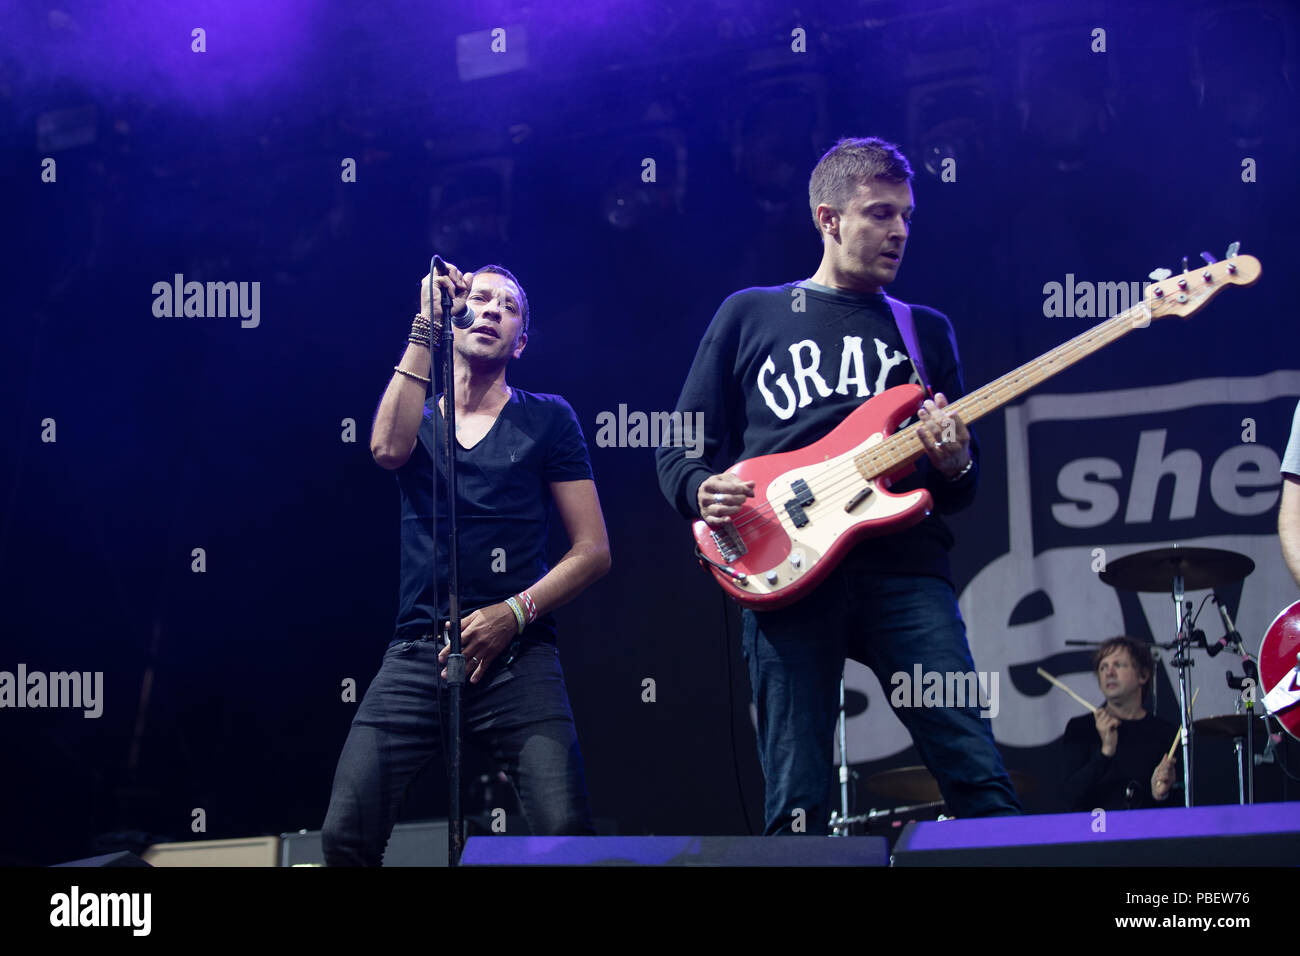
{"left": 516, "top": 590, "right": 538, "bottom": 625}
{"left": 505, "top": 596, "right": 526, "bottom": 635}
{"left": 946, "top": 458, "right": 974, "bottom": 482}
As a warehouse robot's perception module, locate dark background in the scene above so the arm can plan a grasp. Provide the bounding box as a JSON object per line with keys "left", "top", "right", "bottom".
{"left": 2, "top": 0, "right": 1298, "bottom": 864}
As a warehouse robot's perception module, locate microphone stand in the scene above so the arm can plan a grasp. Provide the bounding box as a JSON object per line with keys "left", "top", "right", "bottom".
{"left": 431, "top": 256, "right": 467, "bottom": 866}
{"left": 829, "top": 676, "right": 852, "bottom": 836}
{"left": 1170, "top": 584, "right": 1195, "bottom": 807}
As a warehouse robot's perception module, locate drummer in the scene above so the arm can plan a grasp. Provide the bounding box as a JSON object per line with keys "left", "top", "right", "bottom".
{"left": 1059, "top": 637, "right": 1180, "bottom": 811}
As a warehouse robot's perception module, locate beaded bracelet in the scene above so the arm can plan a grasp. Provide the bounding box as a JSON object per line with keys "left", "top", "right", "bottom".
{"left": 393, "top": 366, "right": 430, "bottom": 387}
{"left": 410, "top": 312, "right": 441, "bottom": 350}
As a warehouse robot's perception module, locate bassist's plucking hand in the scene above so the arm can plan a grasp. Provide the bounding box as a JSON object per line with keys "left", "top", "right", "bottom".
{"left": 698, "top": 474, "right": 756, "bottom": 527}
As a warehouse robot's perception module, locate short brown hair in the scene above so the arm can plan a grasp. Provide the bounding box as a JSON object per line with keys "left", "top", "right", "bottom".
{"left": 1092, "top": 636, "right": 1155, "bottom": 685}
{"left": 808, "top": 137, "right": 914, "bottom": 232}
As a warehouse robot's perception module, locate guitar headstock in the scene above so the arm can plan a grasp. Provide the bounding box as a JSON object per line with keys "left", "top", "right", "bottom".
{"left": 1145, "top": 245, "right": 1261, "bottom": 321}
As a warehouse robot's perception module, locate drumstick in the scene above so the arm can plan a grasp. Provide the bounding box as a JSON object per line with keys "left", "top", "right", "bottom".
{"left": 1036, "top": 667, "right": 1096, "bottom": 712}
{"left": 1165, "top": 688, "right": 1201, "bottom": 760}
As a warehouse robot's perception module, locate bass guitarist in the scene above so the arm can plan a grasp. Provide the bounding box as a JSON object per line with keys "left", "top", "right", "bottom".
{"left": 1279, "top": 399, "right": 1300, "bottom": 590}
{"left": 655, "top": 137, "right": 1021, "bottom": 834}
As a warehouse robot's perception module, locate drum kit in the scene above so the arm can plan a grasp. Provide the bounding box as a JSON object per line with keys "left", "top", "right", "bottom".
{"left": 828, "top": 544, "right": 1298, "bottom": 834}
{"left": 1097, "top": 544, "right": 1292, "bottom": 807}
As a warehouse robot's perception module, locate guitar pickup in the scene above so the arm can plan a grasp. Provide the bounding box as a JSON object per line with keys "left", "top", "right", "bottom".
{"left": 784, "top": 478, "right": 815, "bottom": 527}
{"left": 790, "top": 479, "right": 814, "bottom": 505}
{"left": 710, "top": 523, "right": 747, "bottom": 564}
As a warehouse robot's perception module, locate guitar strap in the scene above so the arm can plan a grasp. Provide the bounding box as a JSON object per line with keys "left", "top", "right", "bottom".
{"left": 884, "top": 294, "right": 933, "bottom": 398}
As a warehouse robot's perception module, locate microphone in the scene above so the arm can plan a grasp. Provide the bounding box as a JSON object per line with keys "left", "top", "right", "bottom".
{"left": 432, "top": 255, "right": 477, "bottom": 330}
{"left": 1208, "top": 597, "right": 1244, "bottom": 658}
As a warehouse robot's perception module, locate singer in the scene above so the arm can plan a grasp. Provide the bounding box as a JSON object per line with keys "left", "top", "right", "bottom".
{"left": 320, "top": 262, "right": 611, "bottom": 865}
{"left": 1059, "top": 637, "right": 1180, "bottom": 811}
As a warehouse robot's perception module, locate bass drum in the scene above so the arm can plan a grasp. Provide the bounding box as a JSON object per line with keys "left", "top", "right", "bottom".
{"left": 1259, "top": 599, "right": 1300, "bottom": 742}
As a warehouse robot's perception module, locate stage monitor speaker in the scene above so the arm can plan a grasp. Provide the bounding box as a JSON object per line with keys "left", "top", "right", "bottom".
{"left": 142, "top": 836, "right": 279, "bottom": 867}
{"left": 892, "top": 803, "right": 1300, "bottom": 866}
{"left": 52, "top": 851, "right": 151, "bottom": 867}
{"left": 281, "top": 818, "right": 452, "bottom": 867}
{"left": 460, "top": 835, "right": 888, "bottom": 866}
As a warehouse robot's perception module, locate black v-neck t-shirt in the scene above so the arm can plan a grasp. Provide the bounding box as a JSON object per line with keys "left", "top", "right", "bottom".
{"left": 392, "top": 388, "right": 593, "bottom": 643}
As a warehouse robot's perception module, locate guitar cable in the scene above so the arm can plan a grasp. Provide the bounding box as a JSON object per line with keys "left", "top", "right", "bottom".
{"left": 696, "top": 545, "right": 747, "bottom": 582}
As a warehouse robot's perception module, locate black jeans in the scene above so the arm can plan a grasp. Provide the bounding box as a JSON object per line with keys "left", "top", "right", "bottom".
{"left": 321, "top": 636, "right": 594, "bottom": 865}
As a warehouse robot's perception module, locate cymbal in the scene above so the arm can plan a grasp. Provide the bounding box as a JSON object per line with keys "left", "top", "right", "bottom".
{"left": 1193, "top": 714, "right": 1269, "bottom": 741}
{"left": 1099, "top": 546, "right": 1254, "bottom": 593}
{"left": 865, "top": 765, "right": 1039, "bottom": 804}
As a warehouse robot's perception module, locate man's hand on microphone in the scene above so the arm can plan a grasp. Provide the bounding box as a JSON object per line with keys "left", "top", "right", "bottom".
{"left": 421, "top": 262, "right": 473, "bottom": 328}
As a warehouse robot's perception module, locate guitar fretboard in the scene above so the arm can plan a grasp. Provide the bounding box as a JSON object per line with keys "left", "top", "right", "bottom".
{"left": 854, "top": 301, "right": 1151, "bottom": 479}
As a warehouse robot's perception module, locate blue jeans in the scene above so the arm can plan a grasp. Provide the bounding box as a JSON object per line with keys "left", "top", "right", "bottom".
{"left": 321, "top": 637, "right": 594, "bottom": 865}
{"left": 742, "top": 570, "right": 1021, "bottom": 835}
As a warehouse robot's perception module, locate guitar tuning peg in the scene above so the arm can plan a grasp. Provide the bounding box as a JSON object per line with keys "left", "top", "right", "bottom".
{"left": 1181, "top": 255, "right": 1190, "bottom": 274}
{"left": 1225, "top": 241, "right": 1240, "bottom": 259}
{"left": 1199, "top": 251, "right": 1217, "bottom": 265}
{"left": 1149, "top": 268, "right": 1173, "bottom": 281}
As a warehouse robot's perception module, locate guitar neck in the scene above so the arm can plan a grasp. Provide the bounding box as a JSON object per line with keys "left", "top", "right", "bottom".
{"left": 863, "top": 302, "right": 1147, "bottom": 477}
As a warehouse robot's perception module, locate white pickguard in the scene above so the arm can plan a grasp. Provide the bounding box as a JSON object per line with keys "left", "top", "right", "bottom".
{"left": 741, "top": 431, "right": 927, "bottom": 596}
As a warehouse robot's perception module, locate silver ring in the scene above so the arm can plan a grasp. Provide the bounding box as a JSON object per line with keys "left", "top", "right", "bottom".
{"left": 713, "top": 492, "right": 724, "bottom": 504}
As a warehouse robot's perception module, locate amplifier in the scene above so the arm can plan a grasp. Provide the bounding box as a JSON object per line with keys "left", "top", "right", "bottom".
{"left": 142, "top": 836, "right": 279, "bottom": 867}
{"left": 281, "top": 818, "right": 452, "bottom": 867}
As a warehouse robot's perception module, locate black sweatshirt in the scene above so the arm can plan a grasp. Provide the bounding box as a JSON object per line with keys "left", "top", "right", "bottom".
{"left": 1060, "top": 710, "right": 1181, "bottom": 811}
{"left": 655, "top": 281, "right": 978, "bottom": 586}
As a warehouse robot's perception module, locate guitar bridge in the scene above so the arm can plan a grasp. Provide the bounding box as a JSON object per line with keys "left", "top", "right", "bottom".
{"left": 710, "top": 524, "right": 747, "bottom": 564}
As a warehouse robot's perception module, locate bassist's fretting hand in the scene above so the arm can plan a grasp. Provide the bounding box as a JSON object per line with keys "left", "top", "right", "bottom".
{"left": 915, "top": 392, "right": 970, "bottom": 477}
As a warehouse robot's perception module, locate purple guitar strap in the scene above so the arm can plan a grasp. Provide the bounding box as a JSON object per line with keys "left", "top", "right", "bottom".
{"left": 884, "top": 294, "right": 933, "bottom": 399}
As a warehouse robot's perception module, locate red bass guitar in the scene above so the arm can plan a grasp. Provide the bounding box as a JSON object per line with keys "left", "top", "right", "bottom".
{"left": 693, "top": 252, "right": 1262, "bottom": 610}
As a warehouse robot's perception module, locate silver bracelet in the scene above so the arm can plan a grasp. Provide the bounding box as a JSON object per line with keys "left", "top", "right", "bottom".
{"left": 947, "top": 458, "right": 974, "bottom": 482}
